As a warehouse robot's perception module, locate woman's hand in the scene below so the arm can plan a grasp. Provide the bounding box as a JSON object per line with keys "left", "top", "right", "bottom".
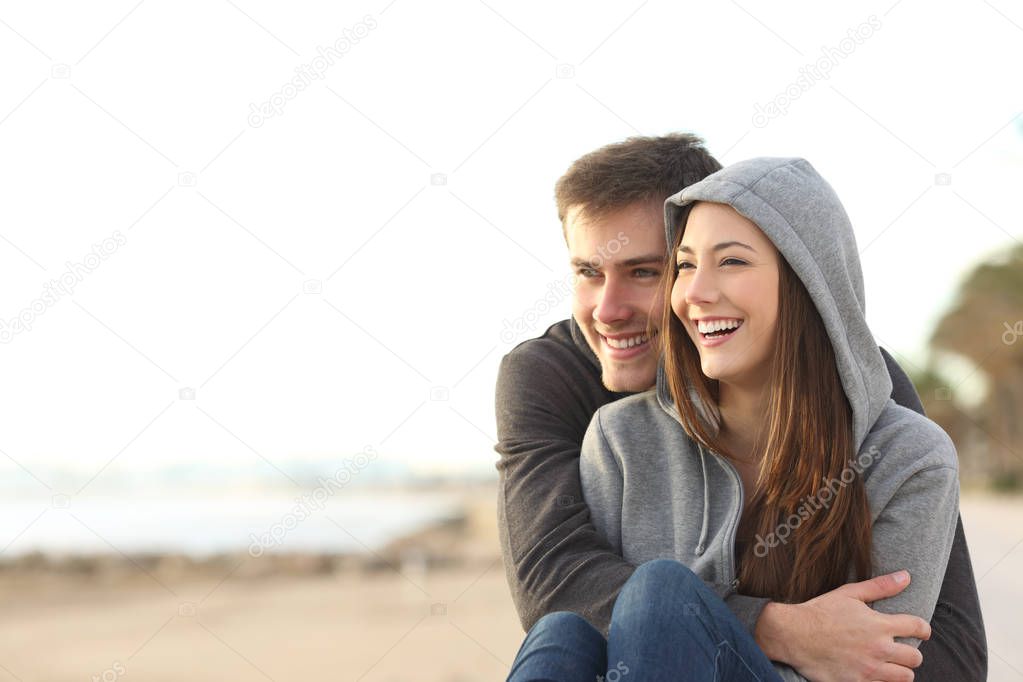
{"left": 755, "top": 570, "right": 931, "bottom": 682}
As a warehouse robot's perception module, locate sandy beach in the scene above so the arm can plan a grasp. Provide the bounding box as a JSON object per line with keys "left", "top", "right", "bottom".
{"left": 0, "top": 484, "right": 1019, "bottom": 681}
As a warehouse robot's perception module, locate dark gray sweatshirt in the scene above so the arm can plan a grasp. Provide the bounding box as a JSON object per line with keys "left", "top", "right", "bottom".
{"left": 579, "top": 158, "right": 960, "bottom": 681}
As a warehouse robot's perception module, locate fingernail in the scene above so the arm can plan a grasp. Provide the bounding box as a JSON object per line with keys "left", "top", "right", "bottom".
{"left": 894, "top": 571, "right": 908, "bottom": 584}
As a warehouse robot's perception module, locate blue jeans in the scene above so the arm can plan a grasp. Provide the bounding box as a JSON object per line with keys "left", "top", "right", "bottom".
{"left": 507, "top": 559, "right": 785, "bottom": 681}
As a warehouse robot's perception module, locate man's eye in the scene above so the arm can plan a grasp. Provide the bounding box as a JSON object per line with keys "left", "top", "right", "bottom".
{"left": 577, "top": 268, "right": 600, "bottom": 278}
{"left": 634, "top": 268, "right": 659, "bottom": 277}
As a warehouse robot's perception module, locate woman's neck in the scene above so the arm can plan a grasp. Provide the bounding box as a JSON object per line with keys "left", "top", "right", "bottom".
{"left": 717, "top": 380, "right": 769, "bottom": 463}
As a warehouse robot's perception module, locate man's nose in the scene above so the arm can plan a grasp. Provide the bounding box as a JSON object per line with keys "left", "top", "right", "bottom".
{"left": 593, "top": 276, "right": 633, "bottom": 324}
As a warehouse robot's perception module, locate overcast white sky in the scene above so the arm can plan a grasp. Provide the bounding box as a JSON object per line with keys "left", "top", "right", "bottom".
{"left": 0, "top": 0, "right": 1020, "bottom": 487}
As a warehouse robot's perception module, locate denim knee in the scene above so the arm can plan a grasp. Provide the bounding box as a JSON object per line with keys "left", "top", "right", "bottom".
{"left": 532, "top": 610, "right": 597, "bottom": 634}
{"left": 624, "top": 559, "right": 701, "bottom": 597}
{"left": 612, "top": 559, "right": 706, "bottom": 628}
{"left": 509, "top": 611, "right": 607, "bottom": 682}
{"left": 526, "top": 611, "right": 606, "bottom": 651}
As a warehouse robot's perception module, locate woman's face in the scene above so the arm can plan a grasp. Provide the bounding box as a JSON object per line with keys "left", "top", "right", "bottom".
{"left": 670, "top": 202, "right": 781, "bottom": 389}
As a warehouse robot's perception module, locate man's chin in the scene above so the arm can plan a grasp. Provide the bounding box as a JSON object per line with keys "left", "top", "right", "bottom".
{"left": 599, "top": 364, "right": 657, "bottom": 393}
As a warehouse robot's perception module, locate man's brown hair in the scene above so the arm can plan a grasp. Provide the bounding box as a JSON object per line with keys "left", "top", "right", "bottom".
{"left": 554, "top": 133, "right": 722, "bottom": 232}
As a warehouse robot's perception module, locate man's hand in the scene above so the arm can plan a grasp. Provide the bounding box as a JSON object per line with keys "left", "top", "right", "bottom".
{"left": 755, "top": 570, "right": 931, "bottom": 682}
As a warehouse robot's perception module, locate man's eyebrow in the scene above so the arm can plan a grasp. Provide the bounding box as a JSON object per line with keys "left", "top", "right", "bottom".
{"left": 570, "top": 253, "right": 665, "bottom": 268}
{"left": 677, "top": 241, "right": 756, "bottom": 255}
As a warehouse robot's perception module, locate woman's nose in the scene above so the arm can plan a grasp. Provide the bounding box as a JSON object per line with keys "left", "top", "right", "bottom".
{"left": 684, "top": 266, "right": 719, "bottom": 306}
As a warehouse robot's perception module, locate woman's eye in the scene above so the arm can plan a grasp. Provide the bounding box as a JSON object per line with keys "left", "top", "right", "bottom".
{"left": 676, "top": 259, "right": 745, "bottom": 270}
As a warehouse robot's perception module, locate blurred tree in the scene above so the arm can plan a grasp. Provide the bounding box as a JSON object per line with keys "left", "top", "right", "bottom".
{"left": 928, "top": 243, "right": 1023, "bottom": 489}
{"left": 910, "top": 367, "right": 967, "bottom": 445}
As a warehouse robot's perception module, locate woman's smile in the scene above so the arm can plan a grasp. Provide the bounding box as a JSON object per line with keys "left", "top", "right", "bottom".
{"left": 692, "top": 317, "right": 744, "bottom": 346}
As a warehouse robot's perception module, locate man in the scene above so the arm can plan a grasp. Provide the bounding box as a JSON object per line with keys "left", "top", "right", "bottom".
{"left": 494, "top": 134, "right": 986, "bottom": 680}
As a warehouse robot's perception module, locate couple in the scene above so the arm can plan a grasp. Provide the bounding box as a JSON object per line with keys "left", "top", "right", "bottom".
{"left": 494, "top": 136, "right": 987, "bottom": 681}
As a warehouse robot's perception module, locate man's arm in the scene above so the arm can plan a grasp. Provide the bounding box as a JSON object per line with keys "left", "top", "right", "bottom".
{"left": 495, "top": 347, "right": 633, "bottom": 634}
{"left": 880, "top": 347, "right": 924, "bottom": 415}
{"left": 917, "top": 515, "right": 987, "bottom": 680}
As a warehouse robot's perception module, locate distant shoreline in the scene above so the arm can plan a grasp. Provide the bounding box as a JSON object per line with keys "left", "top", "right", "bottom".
{"left": 0, "top": 481, "right": 500, "bottom": 584}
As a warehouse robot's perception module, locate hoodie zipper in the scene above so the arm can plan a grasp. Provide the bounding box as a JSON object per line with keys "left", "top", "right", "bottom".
{"left": 657, "top": 379, "right": 744, "bottom": 597}
{"left": 720, "top": 453, "right": 744, "bottom": 597}
{"left": 703, "top": 445, "right": 744, "bottom": 598}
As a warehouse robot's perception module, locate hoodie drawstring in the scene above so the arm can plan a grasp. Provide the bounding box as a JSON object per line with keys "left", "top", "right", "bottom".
{"left": 695, "top": 446, "right": 709, "bottom": 556}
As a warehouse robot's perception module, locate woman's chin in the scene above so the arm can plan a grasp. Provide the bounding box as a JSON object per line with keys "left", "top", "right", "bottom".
{"left": 700, "top": 358, "right": 774, "bottom": 392}
{"left": 699, "top": 360, "right": 726, "bottom": 382}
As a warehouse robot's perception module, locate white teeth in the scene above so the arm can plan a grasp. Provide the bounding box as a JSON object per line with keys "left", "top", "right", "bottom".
{"left": 696, "top": 318, "right": 743, "bottom": 334}
{"left": 605, "top": 332, "right": 652, "bottom": 349}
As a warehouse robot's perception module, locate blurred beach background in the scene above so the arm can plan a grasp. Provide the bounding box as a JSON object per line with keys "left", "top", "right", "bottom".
{"left": 1, "top": 1, "right": 1021, "bottom": 680}
{"left": 0, "top": 485, "right": 1019, "bottom": 681}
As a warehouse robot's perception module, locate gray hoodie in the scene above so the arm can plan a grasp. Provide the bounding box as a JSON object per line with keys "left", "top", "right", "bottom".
{"left": 579, "top": 158, "right": 960, "bottom": 681}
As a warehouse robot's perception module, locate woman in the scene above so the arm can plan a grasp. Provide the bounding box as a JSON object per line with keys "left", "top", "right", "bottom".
{"left": 507, "top": 158, "right": 960, "bottom": 681}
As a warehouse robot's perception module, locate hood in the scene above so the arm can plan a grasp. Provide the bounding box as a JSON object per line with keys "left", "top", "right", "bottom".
{"left": 656, "top": 157, "right": 891, "bottom": 453}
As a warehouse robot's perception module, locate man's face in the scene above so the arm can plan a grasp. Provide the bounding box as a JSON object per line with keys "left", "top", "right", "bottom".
{"left": 566, "top": 201, "right": 666, "bottom": 393}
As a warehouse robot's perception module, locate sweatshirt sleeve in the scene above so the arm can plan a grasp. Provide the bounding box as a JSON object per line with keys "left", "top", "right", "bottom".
{"left": 579, "top": 412, "right": 623, "bottom": 553}
{"left": 867, "top": 433, "right": 960, "bottom": 647}
{"left": 494, "top": 348, "right": 635, "bottom": 635}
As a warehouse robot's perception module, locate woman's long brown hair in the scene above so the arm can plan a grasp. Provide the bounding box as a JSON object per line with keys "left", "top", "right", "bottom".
{"left": 654, "top": 209, "right": 873, "bottom": 602}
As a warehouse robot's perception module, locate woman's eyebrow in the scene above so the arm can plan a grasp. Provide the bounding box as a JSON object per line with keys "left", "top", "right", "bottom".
{"left": 677, "top": 241, "right": 756, "bottom": 255}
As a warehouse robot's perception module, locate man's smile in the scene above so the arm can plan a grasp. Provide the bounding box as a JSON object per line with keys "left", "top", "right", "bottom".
{"left": 599, "top": 330, "right": 659, "bottom": 358}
